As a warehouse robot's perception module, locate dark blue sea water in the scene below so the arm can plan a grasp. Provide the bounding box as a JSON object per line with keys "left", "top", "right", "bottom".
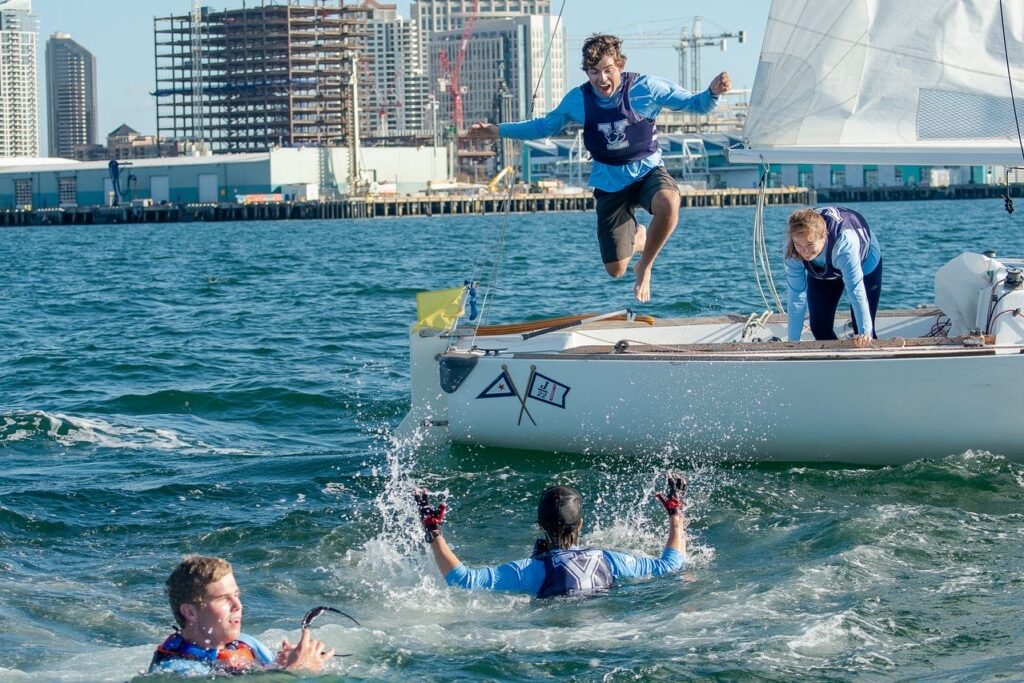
{"left": 2, "top": 199, "right": 1023, "bottom": 681}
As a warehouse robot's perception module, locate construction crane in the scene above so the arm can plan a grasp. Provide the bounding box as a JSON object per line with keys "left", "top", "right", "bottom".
{"left": 677, "top": 17, "right": 745, "bottom": 93}
{"left": 487, "top": 165, "right": 514, "bottom": 193}
{"left": 568, "top": 19, "right": 746, "bottom": 90}
{"left": 437, "top": 0, "right": 480, "bottom": 132}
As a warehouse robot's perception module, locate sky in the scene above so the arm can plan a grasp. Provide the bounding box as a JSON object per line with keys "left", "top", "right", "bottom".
{"left": 32, "top": 0, "right": 769, "bottom": 149}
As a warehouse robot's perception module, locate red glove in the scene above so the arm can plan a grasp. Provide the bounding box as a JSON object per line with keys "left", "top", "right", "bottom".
{"left": 413, "top": 488, "right": 447, "bottom": 542}
{"left": 655, "top": 475, "right": 686, "bottom": 516}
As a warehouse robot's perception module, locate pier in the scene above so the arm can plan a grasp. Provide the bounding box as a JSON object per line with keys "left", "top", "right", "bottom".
{"left": 815, "top": 183, "right": 1022, "bottom": 204}
{"left": 0, "top": 186, "right": 812, "bottom": 227}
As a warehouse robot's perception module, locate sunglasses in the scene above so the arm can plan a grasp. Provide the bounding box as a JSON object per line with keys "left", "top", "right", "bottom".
{"left": 301, "top": 605, "right": 361, "bottom": 630}
{"left": 301, "top": 605, "right": 361, "bottom": 659}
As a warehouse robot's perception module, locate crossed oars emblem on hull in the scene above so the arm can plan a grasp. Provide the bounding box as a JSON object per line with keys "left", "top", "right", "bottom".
{"left": 502, "top": 363, "right": 537, "bottom": 427}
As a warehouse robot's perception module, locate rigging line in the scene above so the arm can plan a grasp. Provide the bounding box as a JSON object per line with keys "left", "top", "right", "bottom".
{"left": 474, "top": 176, "right": 515, "bottom": 333}
{"left": 998, "top": 0, "right": 1024, "bottom": 164}
{"left": 751, "top": 161, "right": 783, "bottom": 314}
{"left": 760, "top": 165, "right": 783, "bottom": 312}
{"left": 469, "top": 110, "right": 521, "bottom": 345}
{"left": 529, "top": 0, "right": 568, "bottom": 118}
{"left": 471, "top": 0, "right": 569, "bottom": 346}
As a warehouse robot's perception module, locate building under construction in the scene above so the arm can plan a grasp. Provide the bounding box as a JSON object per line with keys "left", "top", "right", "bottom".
{"left": 153, "top": 1, "right": 367, "bottom": 153}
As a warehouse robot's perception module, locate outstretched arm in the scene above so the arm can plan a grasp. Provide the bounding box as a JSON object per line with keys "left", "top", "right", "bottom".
{"left": 603, "top": 474, "right": 691, "bottom": 580}
{"left": 656, "top": 474, "right": 687, "bottom": 556}
{"left": 464, "top": 90, "right": 582, "bottom": 141}
{"left": 413, "top": 488, "right": 461, "bottom": 575}
{"left": 428, "top": 533, "right": 462, "bottom": 575}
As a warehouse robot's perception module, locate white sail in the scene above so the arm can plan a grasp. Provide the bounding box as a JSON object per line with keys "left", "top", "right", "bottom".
{"left": 730, "top": 0, "right": 1024, "bottom": 164}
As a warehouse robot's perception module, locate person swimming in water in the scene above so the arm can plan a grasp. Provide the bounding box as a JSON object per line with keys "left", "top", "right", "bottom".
{"left": 149, "top": 555, "right": 333, "bottom": 676}
{"left": 414, "top": 475, "right": 687, "bottom": 597}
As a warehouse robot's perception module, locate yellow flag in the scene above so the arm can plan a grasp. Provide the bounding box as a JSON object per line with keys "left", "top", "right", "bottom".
{"left": 413, "top": 286, "right": 465, "bottom": 332}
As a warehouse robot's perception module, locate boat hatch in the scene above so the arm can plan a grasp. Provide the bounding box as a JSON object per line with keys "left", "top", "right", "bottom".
{"left": 440, "top": 354, "right": 478, "bottom": 393}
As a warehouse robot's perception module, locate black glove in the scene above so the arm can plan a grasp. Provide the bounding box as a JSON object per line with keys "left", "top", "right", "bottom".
{"left": 413, "top": 488, "right": 447, "bottom": 543}
{"left": 655, "top": 474, "right": 686, "bottom": 516}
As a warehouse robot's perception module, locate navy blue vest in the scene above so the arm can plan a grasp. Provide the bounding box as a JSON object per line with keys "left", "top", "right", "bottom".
{"left": 581, "top": 72, "right": 659, "bottom": 166}
{"left": 803, "top": 207, "right": 872, "bottom": 281}
{"left": 537, "top": 548, "right": 614, "bottom": 598}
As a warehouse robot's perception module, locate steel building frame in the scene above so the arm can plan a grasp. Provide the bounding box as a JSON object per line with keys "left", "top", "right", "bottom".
{"left": 154, "top": 1, "right": 366, "bottom": 153}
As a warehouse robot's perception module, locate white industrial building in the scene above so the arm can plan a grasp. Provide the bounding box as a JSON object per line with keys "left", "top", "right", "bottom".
{"left": 0, "top": 146, "right": 449, "bottom": 209}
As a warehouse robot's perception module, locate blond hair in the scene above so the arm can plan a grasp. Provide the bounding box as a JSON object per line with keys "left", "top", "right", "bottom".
{"left": 785, "top": 208, "right": 827, "bottom": 260}
{"left": 581, "top": 34, "right": 625, "bottom": 71}
{"left": 165, "top": 555, "right": 233, "bottom": 628}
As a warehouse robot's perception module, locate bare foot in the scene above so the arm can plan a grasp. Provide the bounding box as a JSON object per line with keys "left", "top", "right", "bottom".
{"left": 633, "top": 224, "right": 647, "bottom": 255}
{"left": 851, "top": 334, "right": 872, "bottom": 348}
{"left": 633, "top": 259, "right": 652, "bottom": 303}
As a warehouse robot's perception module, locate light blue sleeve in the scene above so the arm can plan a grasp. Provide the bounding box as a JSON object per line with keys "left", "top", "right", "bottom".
{"left": 785, "top": 257, "right": 809, "bottom": 341}
{"left": 237, "top": 633, "right": 275, "bottom": 666}
{"left": 444, "top": 558, "right": 546, "bottom": 594}
{"left": 831, "top": 231, "right": 873, "bottom": 338}
{"left": 631, "top": 75, "right": 720, "bottom": 118}
{"left": 498, "top": 88, "right": 583, "bottom": 140}
{"left": 603, "top": 547, "right": 684, "bottom": 579}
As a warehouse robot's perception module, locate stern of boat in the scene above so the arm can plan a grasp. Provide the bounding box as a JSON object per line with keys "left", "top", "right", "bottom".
{"left": 396, "top": 327, "right": 452, "bottom": 448}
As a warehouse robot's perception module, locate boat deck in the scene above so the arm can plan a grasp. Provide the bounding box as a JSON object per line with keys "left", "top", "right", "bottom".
{"left": 550, "top": 335, "right": 1001, "bottom": 361}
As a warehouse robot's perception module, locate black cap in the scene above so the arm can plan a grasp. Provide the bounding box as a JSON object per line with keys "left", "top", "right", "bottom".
{"left": 537, "top": 486, "right": 583, "bottom": 532}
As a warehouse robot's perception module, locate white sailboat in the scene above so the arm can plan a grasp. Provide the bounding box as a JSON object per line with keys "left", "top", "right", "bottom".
{"left": 400, "top": 0, "right": 1024, "bottom": 464}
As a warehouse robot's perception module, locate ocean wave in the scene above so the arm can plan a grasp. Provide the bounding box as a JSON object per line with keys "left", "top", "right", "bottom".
{"left": 0, "top": 410, "right": 242, "bottom": 454}
{"left": 92, "top": 386, "right": 383, "bottom": 418}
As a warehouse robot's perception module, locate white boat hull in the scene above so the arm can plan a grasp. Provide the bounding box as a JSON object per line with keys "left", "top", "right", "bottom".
{"left": 444, "top": 349, "right": 1023, "bottom": 464}
{"left": 401, "top": 254, "right": 1024, "bottom": 464}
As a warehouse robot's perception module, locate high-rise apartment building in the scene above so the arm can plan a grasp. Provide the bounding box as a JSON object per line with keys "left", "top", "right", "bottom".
{"left": 361, "top": 1, "right": 429, "bottom": 138}
{"left": 414, "top": 0, "right": 559, "bottom": 133}
{"left": 430, "top": 14, "right": 564, "bottom": 128}
{"left": 0, "top": 0, "right": 39, "bottom": 158}
{"left": 45, "top": 33, "right": 97, "bottom": 158}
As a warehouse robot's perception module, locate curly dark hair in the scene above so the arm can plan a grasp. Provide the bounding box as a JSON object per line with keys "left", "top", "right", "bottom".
{"left": 581, "top": 33, "right": 626, "bottom": 71}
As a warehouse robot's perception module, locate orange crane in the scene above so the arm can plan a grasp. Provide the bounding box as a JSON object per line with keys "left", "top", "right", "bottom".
{"left": 437, "top": 0, "right": 480, "bottom": 132}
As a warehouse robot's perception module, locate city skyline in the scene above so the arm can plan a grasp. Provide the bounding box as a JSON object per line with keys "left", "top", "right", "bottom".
{"left": 30, "top": 0, "right": 768, "bottom": 156}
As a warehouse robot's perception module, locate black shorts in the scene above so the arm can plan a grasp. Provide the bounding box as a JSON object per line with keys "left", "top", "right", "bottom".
{"left": 593, "top": 165, "right": 679, "bottom": 264}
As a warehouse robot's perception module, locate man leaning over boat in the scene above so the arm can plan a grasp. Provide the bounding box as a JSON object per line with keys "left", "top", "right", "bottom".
{"left": 784, "top": 207, "right": 883, "bottom": 346}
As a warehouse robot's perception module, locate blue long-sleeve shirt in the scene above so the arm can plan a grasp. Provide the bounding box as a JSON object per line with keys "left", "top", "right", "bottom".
{"left": 785, "top": 230, "right": 882, "bottom": 341}
{"left": 444, "top": 546, "right": 684, "bottom": 593}
{"left": 498, "top": 75, "right": 720, "bottom": 192}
